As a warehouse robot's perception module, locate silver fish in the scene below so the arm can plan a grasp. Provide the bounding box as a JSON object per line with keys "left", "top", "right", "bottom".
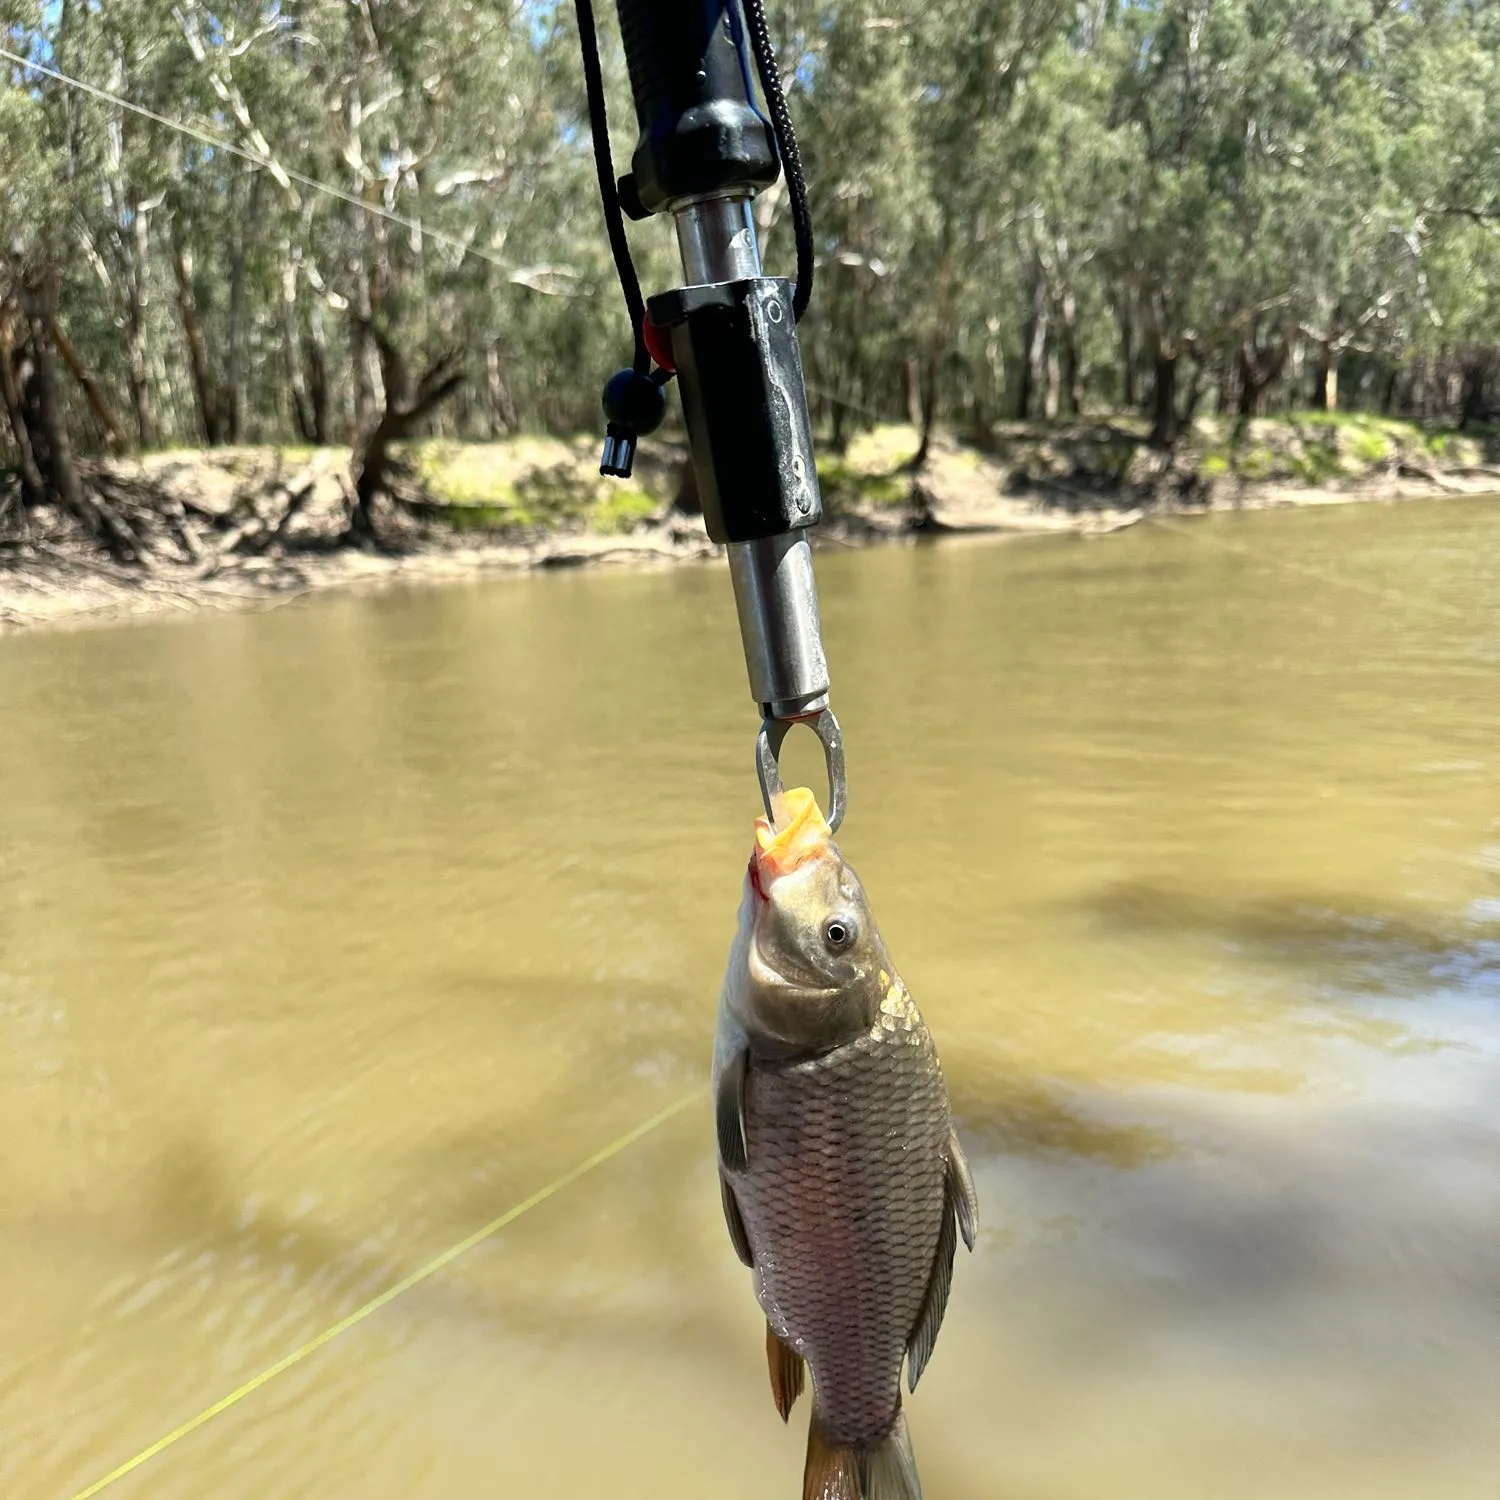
{"left": 713, "top": 789, "right": 977, "bottom": 1500}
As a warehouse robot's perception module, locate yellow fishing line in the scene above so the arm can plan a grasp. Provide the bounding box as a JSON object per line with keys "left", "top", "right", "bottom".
{"left": 68, "top": 1089, "right": 703, "bottom": 1500}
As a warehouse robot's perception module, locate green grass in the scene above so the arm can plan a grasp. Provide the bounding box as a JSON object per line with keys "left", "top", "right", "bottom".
{"left": 441, "top": 503, "right": 513, "bottom": 532}
{"left": 857, "top": 472, "right": 910, "bottom": 506}
{"left": 1234, "top": 444, "right": 1278, "bottom": 482}
{"left": 1287, "top": 408, "right": 1417, "bottom": 437}
{"left": 407, "top": 438, "right": 663, "bottom": 535}
{"left": 1195, "top": 410, "right": 1476, "bottom": 486}
{"left": 409, "top": 441, "right": 520, "bottom": 508}
{"left": 593, "top": 488, "right": 660, "bottom": 533}
{"left": 816, "top": 427, "right": 917, "bottom": 510}
{"left": 1288, "top": 445, "right": 1343, "bottom": 484}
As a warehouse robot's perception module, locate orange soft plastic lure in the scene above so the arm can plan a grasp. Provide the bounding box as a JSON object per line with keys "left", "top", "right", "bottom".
{"left": 753, "top": 786, "right": 832, "bottom": 882}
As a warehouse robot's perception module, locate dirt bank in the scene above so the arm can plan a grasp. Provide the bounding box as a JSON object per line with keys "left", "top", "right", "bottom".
{"left": 2, "top": 417, "right": 1496, "bottom": 634}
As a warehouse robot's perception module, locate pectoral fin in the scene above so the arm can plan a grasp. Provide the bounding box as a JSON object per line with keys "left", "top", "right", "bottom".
{"left": 720, "top": 1170, "right": 754, "bottom": 1267}
{"left": 906, "top": 1180, "right": 958, "bottom": 1393}
{"left": 717, "top": 1047, "right": 749, "bottom": 1172}
{"left": 906, "top": 1133, "right": 978, "bottom": 1390}
{"left": 947, "top": 1126, "right": 979, "bottom": 1252}
{"left": 766, "top": 1321, "right": 805, "bottom": 1422}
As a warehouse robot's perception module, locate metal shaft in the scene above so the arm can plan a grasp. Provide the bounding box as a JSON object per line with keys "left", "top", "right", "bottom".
{"left": 673, "top": 196, "right": 832, "bottom": 723}
{"left": 674, "top": 196, "right": 762, "bottom": 284}
{"left": 728, "top": 533, "right": 829, "bottom": 719}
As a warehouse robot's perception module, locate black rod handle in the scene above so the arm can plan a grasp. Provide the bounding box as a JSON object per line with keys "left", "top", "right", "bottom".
{"left": 613, "top": 0, "right": 779, "bottom": 214}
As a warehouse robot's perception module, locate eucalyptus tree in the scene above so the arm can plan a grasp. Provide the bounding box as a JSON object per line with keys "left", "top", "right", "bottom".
{"left": 6, "top": 0, "right": 1500, "bottom": 506}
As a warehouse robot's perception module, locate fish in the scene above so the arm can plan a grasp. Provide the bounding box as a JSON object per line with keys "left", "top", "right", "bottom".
{"left": 713, "top": 787, "right": 978, "bottom": 1500}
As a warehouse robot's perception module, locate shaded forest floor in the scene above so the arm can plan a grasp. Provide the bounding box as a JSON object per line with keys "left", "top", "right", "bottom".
{"left": 3, "top": 414, "right": 1498, "bottom": 633}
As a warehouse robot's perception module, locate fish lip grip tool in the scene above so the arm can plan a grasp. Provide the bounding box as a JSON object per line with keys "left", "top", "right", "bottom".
{"left": 581, "top": 0, "right": 846, "bottom": 833}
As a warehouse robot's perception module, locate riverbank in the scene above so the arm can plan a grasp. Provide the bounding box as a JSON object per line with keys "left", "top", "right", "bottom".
{"left": 2, "top": 415, "right": 1496, "bottom": 633}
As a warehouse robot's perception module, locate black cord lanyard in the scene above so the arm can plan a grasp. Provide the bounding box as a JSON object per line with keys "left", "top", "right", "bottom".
{"left": 741, "top": 0, "right": 815, "bottom": 322}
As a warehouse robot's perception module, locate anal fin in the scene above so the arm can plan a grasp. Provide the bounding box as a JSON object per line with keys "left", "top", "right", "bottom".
{"left": 766, "top": 1321, "right": 805, "bottom": 1422}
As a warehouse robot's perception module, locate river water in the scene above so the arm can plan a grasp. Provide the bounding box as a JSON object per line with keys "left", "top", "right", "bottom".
{"left": 2, "top": 497, "right": 1498, "bottom": 1500}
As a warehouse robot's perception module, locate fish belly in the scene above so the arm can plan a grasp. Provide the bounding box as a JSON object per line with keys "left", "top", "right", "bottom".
{"left": 734, "top": 1010, "right": 950, "bottom": 1446}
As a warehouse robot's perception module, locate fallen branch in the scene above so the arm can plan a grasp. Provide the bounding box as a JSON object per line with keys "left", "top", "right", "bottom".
{"left": 1396, "top": 463, "right": 1470, "bottom": 493}
{"left": 31, "top": 539, "right": 150, "bottom": 583}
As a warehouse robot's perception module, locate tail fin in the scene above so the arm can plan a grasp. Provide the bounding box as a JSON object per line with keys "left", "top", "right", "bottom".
{"left": 803, "top": 1403, "right": 922, "bottom": 1500}
{"left": 863, "top": 1411, "right": 922, "bottom": 1500}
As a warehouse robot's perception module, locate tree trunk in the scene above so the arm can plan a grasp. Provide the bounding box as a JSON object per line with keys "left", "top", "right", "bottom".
{"left": 1459, "top": 357, "right": 1492, "bottom": 430}
{"left": 913, "top": 216, "right": 957, "bottom": 469}
{"left": 225, "top": 176, "right": 261, "bottom": 444}
{"left": 485, "top": 339, "right": 518, "bottom": 435}
{"left": 170, "top": 220, "right": 223, "bottom": 445}
{"left": 1149, "top": 351, "right": 1179, "bottom": 449}
{"left": 1058, "top": 287, "right": 1081, "bottom": 417}
{"left": 673, "top": 453, "right": 701, "bottom": 516}
{"left": 1216, "top": 350, "right": 1236, "bottom": 415}
{"left": 305, "top": 301, "right": 330, "bottom": 444}
{"left": 1181, "top": 357, "right": 1205, "bottom": 426}
{"left": 1237, "top": 347, "right": 1260, "bottom": 417}
{"left": 281, "top": 253, "right": 315, "bottom": 442}
{"left": 912, "top": 350, "right": 939, "bottom": 468}
{"left": 1237, "top": 335, "right": 1289, "bottom": 418}
{"left": 51, "top": 317, "right": 131, "bottom": 454}
{"left": 1381, "top": 365, "right": 1400, "bottom": 415}
{"left": 1310, "top": 341, "right": 1338, "bottom": 411}
{"left": 1115, "top": 299, "right": 1136, "bottom": 409}
{"left": 0, "top": 302, "right": 48, "bottom": 510}
{"left": 349, "top": 329, "right": 464, "bottom": 541}
{"left": 830, "top": 394, "right": 848, "bottom": 455}
{"left": 126, "top": 206, "right": 158, "bottom": 449}
{"left": 20, "top": 270, "right": 103, "bottom": 538}
{"left": 1017, "top": 271, "right": 1048, "bottom": 420}
{"left": 1410, "top": 358, "right": 1429, "bottom": 421}
{"left": 904, "top": 354, "right": 923, "bottom": 429}
{"left": 350, "top": 198, "right": 383, "bottom": 429}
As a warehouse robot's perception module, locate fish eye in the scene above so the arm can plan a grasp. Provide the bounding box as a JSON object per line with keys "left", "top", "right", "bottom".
{"left": 824, "top": 917, "right": 856, "bottom": 950}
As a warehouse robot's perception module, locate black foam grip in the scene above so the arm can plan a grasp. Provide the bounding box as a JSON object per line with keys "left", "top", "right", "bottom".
{"left": 613, "top": 0, "right": 779, "bottom": 213}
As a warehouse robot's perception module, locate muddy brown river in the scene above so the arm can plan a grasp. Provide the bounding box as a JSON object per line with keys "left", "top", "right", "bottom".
{"left": 2, "top": 497, "right": 1498, "bottom": 1500}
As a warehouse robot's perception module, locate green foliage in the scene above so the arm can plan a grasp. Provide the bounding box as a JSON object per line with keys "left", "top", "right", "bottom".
{"left": 2, "top": 0, "right": 1499, "bottom": 464}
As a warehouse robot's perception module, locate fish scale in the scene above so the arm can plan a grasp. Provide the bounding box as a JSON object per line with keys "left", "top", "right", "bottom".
{"left": 735, "top": 983, "right": 950, "bottom": 1447}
